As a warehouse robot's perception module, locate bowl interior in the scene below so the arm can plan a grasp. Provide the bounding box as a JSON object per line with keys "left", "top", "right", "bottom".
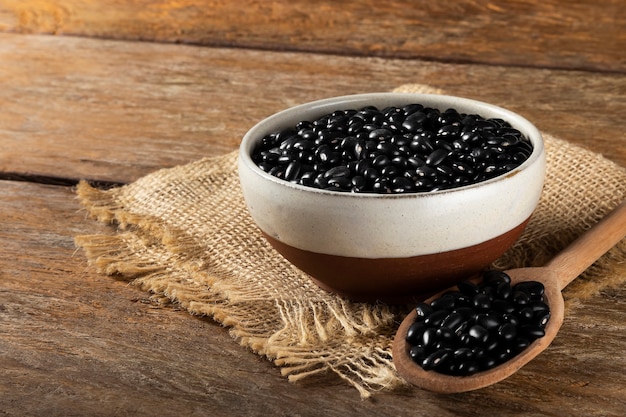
{"left": 240, "top": 92, "right": 544, "bottom": 195}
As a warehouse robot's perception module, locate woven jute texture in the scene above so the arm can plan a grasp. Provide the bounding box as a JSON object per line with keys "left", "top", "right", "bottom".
{"left": 75, "top": 84, "right": 626, "bottom": 398}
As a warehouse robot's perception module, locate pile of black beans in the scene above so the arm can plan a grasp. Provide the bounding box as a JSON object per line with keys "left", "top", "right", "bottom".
{"left": 405, "top": 271, "right": 549, "bottom": 376}
{"left": 252, "top": 104, "right": 533, "bottom": 193}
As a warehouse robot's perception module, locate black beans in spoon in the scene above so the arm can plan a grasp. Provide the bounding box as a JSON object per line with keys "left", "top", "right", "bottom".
{"left": 405, "top": 270, "right": 549, "bottom": 376}
{"left": 252, "top": 105, "right": 533, "bottom": 194}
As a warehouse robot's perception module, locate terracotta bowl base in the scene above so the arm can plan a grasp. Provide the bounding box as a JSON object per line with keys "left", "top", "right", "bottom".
{"left": 262, "top": 218, "right": 530, "bottom": 304}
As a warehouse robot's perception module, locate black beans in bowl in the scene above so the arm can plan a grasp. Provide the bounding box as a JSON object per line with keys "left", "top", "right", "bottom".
{"left": 251, "top": 104, "right": 533, "bottom": 194}
{"left": 405, "top": 270, "right": 550, "bottom": 376}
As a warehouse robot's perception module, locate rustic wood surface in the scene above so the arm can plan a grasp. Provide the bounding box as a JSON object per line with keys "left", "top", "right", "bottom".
{"left": 1, "top": 1, "right": 625, "bottom": 416}
{"left": 1, "top": 0, "right": 625, "bottom": 73}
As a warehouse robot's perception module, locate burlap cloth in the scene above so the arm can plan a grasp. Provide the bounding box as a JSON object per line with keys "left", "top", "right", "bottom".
{"left": 75, "top": 84, "right": 626, "bottom": 398}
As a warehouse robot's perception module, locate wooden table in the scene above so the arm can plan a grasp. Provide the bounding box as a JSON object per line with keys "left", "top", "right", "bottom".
{"left": 1, "top": 2, "right": 625, "bottom": 416}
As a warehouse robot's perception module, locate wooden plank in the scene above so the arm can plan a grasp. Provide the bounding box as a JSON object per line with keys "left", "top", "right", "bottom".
{"left": 2, "top": 181, "right": 626, "bottom": 415}
{"left": 1, "top": 33, "right": 624, "bottom": 185}
{"left": 0, "top": 0, "right": 624, "bottom": 73}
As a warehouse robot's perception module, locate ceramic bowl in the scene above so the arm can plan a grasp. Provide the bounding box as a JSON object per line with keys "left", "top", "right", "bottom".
{"left": 238, "top": 93, "right": 545, "bottom": 302}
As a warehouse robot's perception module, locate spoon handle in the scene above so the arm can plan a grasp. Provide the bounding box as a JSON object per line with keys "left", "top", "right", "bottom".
{"left": 545, "top": 200, "right": 626, "bottom": 290}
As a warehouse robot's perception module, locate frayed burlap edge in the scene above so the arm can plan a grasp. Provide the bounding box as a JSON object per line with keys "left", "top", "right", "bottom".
{"left": 75, "top": 84, "right": 626, "bottom": 398}
{"left": 74, "top": 153, "right": 405, "bottom": 398}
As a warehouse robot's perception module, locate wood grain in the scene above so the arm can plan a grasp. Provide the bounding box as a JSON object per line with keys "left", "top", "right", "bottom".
{"left": 0, "top": 0, "right": 625, "bottom": 73}
{"left": 1, "top": 0, "right": 625, "bottom": 414}
{"left": 0, "top": 33, "right": 624, "bottom": 185}
{"left": 1, "top": 180, "right": 626, "bottom": 416}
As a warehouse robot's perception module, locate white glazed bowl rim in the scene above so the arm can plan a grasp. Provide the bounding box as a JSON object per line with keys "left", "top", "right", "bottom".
{"left": 239, "top": 92, "right": 544, "bottom": 199}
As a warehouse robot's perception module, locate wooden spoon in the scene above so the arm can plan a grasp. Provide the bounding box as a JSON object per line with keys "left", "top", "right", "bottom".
{"left": 393, "top": 200, "right": 626, "bottom": 393}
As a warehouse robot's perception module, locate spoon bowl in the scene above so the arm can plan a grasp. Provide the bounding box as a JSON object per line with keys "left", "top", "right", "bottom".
{"left": 393, "top": 267, "right": 564, "bottom": 393}
{"left": 393, "top": 200, "right": 626, "bottom": 393}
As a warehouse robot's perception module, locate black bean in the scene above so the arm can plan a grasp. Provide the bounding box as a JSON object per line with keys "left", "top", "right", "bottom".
{"left": 483, "top": 270, "right": 512, "bottom": 285}
{"left": 299, "top": 171, "right": 316, "bottom": 186}
{"left": 457, "top": 361, "right": 480, "bottom": 376}
{"left": 434, "top": 139, "right": 454, "bottom": 152}
{"left": 496, "top": 282, "right": 513, "bottom": 299}
{"left": 391, "top": 156, "right": 408, "bottom": 169}
{"left": 403, "top": 103, "right": 424, "bottom": 115}
{"left": 413, "top": 178, "right": 435, "bottom": 191}
{"left": 277, "top": 154, "right": 294, "bottom": 164}
{"left": 406, "top": 321, "right": 427, "bottom": 345}
{"left": 317, "top": 129, "right": 342, "bottom": 143}
{"left": 514, "top": 281, "right": 545, "bottom": 299}
{"left": 494, "top": 346, "right": 514, "bottom": 363}
{"left": 257, "top": 161, "right": 273, "bottom": 172}
{"left": 407, "top": 156, "right": 427, "bottom": 169}
{"left": 484, "top": 338, "right": 500, "bottom": 353}
{"left": 452, "top": 306, "right": 475, "bottom": 318}
{"left": 422, "top": 328, "right": 438, "bottom": 348}
{"left": 518, "top": 306, "right": 535, "bottom": 322}
{"left": 457, "top": 281, "right": 480, "bottom": 296}
{"left": 436, "top": 327, "right": 457, "bottom": 342}
{"left": 424, "top": 310, "right": 448, "bottom": 327}
{"left": 435, "top": 165, "right": 455, "bottom": 178}
{"left": 468, "top": 325, "right": 490, "bottom": 344}
{"left": 313, "top": 174, "right": 329, "bottom": 189}
{"left": 415, "top": 302, "right": 434, "bottom": 318}
{"left": 513, "top": 290, "right": 531, "bottom": 305}
{"left": 512, "top": 337, "right": 531, "bottom": 352}
{"left": 521, "top": 324, "right": 546, "bottom": 339}
{"left": 450, "top": 161, "right": 474, "bottom": 177}
{"left": 391, "top": 176, "right": 415, "bottom": 193}
{"left": 454, "top": 347, "right": 473, "bottom": 360}
{"left": 529, "top": 301, "right": 550, "bottom": 315}
{"left": 362, "top": 167, "right": 380, "bottom": 182}
{"left": 476, "top": 313, "right": 501, "bottom": 330}
{"left": 284, "top": 161, "right": 301, "bottom": 181}
{"left": 409, "top": 132, "right": 435, "bottom": 153}
{"left": 278, "top": 135, "right": 298, "bottom": 150}
{"left": 498, "top": 323, "right": 517, "bottom": 342}
{"left": 502, "top": 313, "right": 520, "bottom": 327}
{"left": 293, "top": 139, "right": 315, "bottom": 151}
{"left": 372, "top": 154, "right": 391, "bottom": 168}
{"left": 472, "top": 293, "right": 492, "bottom": 310}
{"left": 402, "top": 111, "right": 427, "bottom": 132}
{"left": 450, "top": 175, "right": 469, "bottom": 188}
{"left": 537, "top": 312, "right": 551, "bottom": 327}
{"left": 372, "top": 179, "right": 391, "bottom": 193}
{"left": 479, "top": 356, "right": 498, "bottom": 370}
{"left": 323, "top": 165, "right": 351, "bottom": 179}
{"left": 381, "top": 165, "right": 400, "bottom": 178}
{"left": 421, "top": 349, "right": 450, "bottom": 370}
{"left": 354, "top": 158, "right": 372, "bottom": 174}
{"left": 492, "top": 299, "right": 516, "bottom": 314}
{"left": 425, "top": 149, "right": 450, "bottom": 166}
{"left": 438, "top": 123, "right": 461, "bottom": 138}
{"left": 409, "top": 345, "right": 426, "bottom": 362}
{"left": 430, "top": 294, "right": 456, "bottom": 311}
{"left": 327, "top": 176, "right": 352, "bottom": 189}
{"left": 351, "top": 175, "right": 367, "bottom": 190}
{"left": 259, "top": 150, "right": 280, "bottom": 163}
{"left": 414, "top": 165, "right": 438, "bottom": 178}
{"left": 451, "top": 139, "right": 470, "bottom": 152}
{"left": 441, "top": 312, "right": 465, "bottom": 330}
{"left": 369, "top": 128, "right": 393, "bottom": 141}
